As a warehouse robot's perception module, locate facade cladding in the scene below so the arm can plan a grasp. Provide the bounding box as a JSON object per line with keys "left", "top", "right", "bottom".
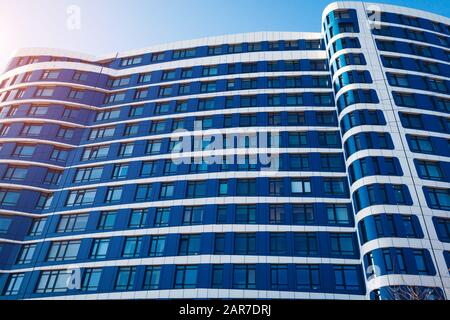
{"left": 0, "top": 1, "right": 448, "bottom": 300}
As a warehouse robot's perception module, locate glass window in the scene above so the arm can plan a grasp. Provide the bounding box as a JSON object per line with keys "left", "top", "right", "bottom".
{"left": 233, "top": 265, "right": 256, "bottom": 289}
{"left": 57, "top": 214, "right": 89, "bottom": 233}
{"left": 296, "top": 265, "right": 320, "bottom": 290}
{"left": 149, "top": 235, "right": 166, "bottom": 257}
{"left": 235, "top": 205, "right": 256, "bottom": 224}
{"left": 187, "top": 181, "right": 207, "bottom": 198}
{"left": 122, "top": 237, "right": 142, "bottom": 258}
{"left": 291, "top": 179, "right": 311, "bottom": 194}
{"left": 146, "top": 140, "right": 162, "bottom": 155}
{"left": 234, "top": 233, "right": 256, "bottom": 254}
{"left": 269, "top": 205, "right": 285, "bottom": 224}
{"left": 97, "top": 211, "right": 116, "bottom": 230}
{"left": 111, "top": 163, "right": 129, "bottom": 180}
{"left": 3, "top": 166, "right": 28, "bottom": 181}
{"left": 217, "top": 205, "right": 228, "bottom": 224}
{"left": 426, "top": 188, "right": 450, "bottom": 210}
{"left": 81, "top": 268, "right": 102, "bottom": 292}
{"left": 151, "top": 52, "right": 165, "bottom": 62}
{"left": 118, "top": 142, "right": 134, "bottom": 157}
{"left": 293, "top": 204, "right": 314, "bottom": 225}
{"left": 65, "top": 189, "right": 96, "bottom": 207}
{"left": 413, "top": 250, "right": 429, "bottom": 275}
{"left": 129, "top": 209, "right": 148, "bottom": 228}
{"left": 214, "top": 233, "right": 226, "bottom": 254}
{"left": 324, "top": 179, "right": 346, "bottom": 196}
{"left": 416, "top": 160, "right": 444, "bottom": 181}
{"left": 333, "top": 265, "right": 360, "bottom": 291}
{"left": 74, "top": 166, "right": 103, "bottom": 183}
{"left": 327, "top": 205, "right": 350, "bottom": 224}
{"left": 159, "top": 183, "right": 174, "bottom": 199}
{"left": 129, "top": 105, "right": 144, "bottom": 117}
{"left": 46, "top": 240, "right": 81, "bottom": 261}
{"left": 135, "top": 184, "right": 153, "bottom": 201}
{"left": 178, "top": 234, "right": 201, "bottom": 255}
{"left": 154, "top": 208, "right": 170, "bottom": 227}
{"left": 182, "top": 207, "right": 204, "bottom": 225}
{"left": 174, "top": 265, "right": 197, "bottom": 289}
{"left": 288, "top": 132, "right": 307, "bottom": 147}
{"left": 28, "top": 218, "right": 47, "bottom": 236}
{"left": 90, "top": 238, "right": 110, "bottom": 259}
{"left": 121, "top": 56, "right": 143, "bottom": 66}
{"left": 143, "top": 266, "right": 161, "bottom": 290}
{"left": 409, "top": 136, "right": 434, "bottom": 153}
{"left": 236, "top": 179, "right": 256, "bottom": 196}
{"left": 105, "top": 187, "right": 123, "bottom": 203}
{"left": 3, "top": 273, "right": 24, "bottom": 296}
{"left": 330, "top": 233, "right": 354, "bottom": 256}
{"left": 12, "top": 145, "right": 36, "bottom": 158}
{"left": 270, "top": 233, "right": 287, "bottom": 255}
{"left": 16, "top": 244, "right": 36, "bottom": 264}
{"left": 35, "top": 270, "right": 69, "bottom": 293}
{"left": 294, "top": 233, "right": 318, "bottom": 255}
{"left": 212, "top": 265, "right": 224, "bottom": 288}
{"left": 115, "top": 267, "right": 136, "bottom": 291}
{"left": 270, "top": 265, "right": 288, "bottom": 290}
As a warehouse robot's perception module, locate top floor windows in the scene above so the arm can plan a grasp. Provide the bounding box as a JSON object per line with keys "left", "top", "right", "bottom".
{"left": 41, "top": 70, "right": 60, "bottom": 80}
{"left": 305, "top": 40, "right": 321, "bottom": 50}
{"left": 208, "top": 46, "right": 223, "bottom": 55}
{"left": 228, "top": 44, "right": 243, "bottom": 54}
{"left": 121, "top": 56, "right": 143, "bottom": 67}
{"left": 173, "top": 48, "right": 196, "bottom": 59}
{"left": 151, "top": 52, "right": 165, "bottom": 62}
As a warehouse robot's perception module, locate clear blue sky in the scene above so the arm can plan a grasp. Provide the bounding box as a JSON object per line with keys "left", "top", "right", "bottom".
{"left": 0, "top": 0, "right": 449, "bottom": 70}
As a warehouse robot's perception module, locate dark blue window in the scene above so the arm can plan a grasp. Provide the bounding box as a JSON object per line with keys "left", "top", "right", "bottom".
{"left": 235, "top": 233, "right": 256, "bottom": 254}
{"left": 333, "top": 265, "right": 360, "bottom": 291}
{"left": 233, "top": 265, "right": 256, "bottom": 289}
{"left": 174, "top": 265, "right": 197, "bottom": 289}
{"left": 178, "top": 234, "right": 201, "bottom": 255}
{"left": 434, "top": 218, "right": 450, "bottom": 242}
{"left": 115, "top": 267, "right": 136, "bottom": 291}
{"left": 296, "top": 265, "right": 320, "bottom": 290}
{"left": 270, "top": 265, "right": 289, "bottom": 290}
{"left": 149, "top": 235, "right": 166, "bottom": 257}
{"left": 294, "top": 233, "right": 318, "bottom": 256}
{"left": 143, "top": 266, "right": 161, "bottom": 290}
{"left": 425, "top": 188, "right": 450, "bottom": 210}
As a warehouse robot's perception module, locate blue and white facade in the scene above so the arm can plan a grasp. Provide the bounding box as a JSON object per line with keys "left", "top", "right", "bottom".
{"left": 0, "top": 2, "right": 448, "bottom": 300}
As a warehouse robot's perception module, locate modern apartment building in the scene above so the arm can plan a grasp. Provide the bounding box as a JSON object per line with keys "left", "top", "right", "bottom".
{"left": 0, "top": 2, "right": 448, "bottom": 300}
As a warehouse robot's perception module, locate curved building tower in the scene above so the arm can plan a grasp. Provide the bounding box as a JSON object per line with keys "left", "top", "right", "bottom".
{"left": 0, "top": 2, "right": 448, "bottom": 300}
